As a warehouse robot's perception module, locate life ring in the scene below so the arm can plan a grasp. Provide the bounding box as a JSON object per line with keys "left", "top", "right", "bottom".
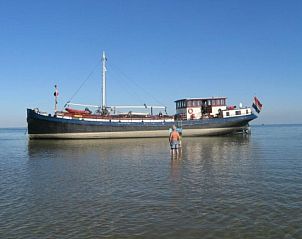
{"left": 188, "top": 108, "right": 193, "bottom": 114}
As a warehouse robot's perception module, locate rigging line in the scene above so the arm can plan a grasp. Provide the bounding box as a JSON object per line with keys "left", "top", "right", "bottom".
{"left": 109, "top": 68, "right": 147, "bottom": 105}
{"left": 108, "top": 61, "right": 166, "bottom": 106}
{"left": 64, "top": 62, "right": 99, "bottom": 107}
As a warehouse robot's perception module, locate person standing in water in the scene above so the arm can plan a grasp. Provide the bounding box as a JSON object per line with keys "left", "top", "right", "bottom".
{"left": 169, "top": 125, "right": 180, "bottom": 155}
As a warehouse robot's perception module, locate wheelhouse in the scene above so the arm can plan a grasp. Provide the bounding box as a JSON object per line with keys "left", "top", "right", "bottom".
{"left": 175, "top": 97, "right": 252, "bottom": 120}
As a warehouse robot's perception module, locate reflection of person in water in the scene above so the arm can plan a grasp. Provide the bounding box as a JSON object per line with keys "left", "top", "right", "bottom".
{"left": 169, "top": 125, "right": 180, "bottom": 155}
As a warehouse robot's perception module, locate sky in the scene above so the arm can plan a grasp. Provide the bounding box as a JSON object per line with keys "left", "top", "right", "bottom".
{"left": 0, "top": 0, "right": 302, "bottom": 127}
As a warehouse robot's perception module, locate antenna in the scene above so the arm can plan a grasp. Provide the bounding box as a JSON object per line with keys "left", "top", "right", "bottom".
{"left": 102, "top": 51, "right": 107, "bottom": 109}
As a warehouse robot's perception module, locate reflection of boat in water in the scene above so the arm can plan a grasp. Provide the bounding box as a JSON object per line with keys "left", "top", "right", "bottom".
{"left": 27, "top": 52, "right": 258, "bottom": 139}
{"left": 27, "top": 134, "right": 251, "bottom": 157}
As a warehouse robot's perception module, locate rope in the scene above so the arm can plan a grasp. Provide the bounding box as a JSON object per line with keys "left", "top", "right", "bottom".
{"left": 108, "top": 61, "right": 166, "bottom": 107}
{"left": 64, "top": 62, "right": 99, "bottom": 107}
{"left": 109, "top": 68, "right": 146, "bottom": 105}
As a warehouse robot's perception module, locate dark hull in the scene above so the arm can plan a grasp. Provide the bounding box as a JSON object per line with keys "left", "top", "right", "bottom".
{"left": 27, "top": 109, "right": 257, "bottom": 139}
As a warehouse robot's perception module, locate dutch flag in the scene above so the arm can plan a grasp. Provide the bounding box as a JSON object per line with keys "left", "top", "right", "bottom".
{"left": 252, "top": 97, "right": 263, "bottom": 113}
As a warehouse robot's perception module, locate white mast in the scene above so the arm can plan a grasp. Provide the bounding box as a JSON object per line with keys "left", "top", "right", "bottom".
{"left": 102, "top": 51, "right": 107, "bottom": 109}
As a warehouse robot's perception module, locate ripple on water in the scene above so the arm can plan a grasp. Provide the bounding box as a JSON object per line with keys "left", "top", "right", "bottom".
{"left": 0, "top": 126, "right": 302, "bottom": 238}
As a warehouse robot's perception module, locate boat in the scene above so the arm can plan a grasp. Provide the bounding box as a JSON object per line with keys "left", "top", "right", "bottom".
{"left": 27, "top": 52, "right": 259, "bottom": 139}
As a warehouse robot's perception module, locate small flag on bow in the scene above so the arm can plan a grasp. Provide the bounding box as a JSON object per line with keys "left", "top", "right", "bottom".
{"left": 252, "top": 96, "right": 262, "bottom": 113}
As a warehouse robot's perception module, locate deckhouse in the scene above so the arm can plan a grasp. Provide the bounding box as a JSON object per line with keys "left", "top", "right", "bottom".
{"left": 175, "top": 97, "right": 252, "bottom": 120}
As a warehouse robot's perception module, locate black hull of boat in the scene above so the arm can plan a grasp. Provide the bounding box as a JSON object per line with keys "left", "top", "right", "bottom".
{"left": 27, "top": 109, "right": 257, "bottom": 139}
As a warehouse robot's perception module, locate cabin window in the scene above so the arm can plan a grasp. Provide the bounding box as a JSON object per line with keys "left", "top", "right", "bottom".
{"left": 187, "top": 101, "right": 192, "bottom": 107}
{"left": 212, "top": 100, "right": 216, "bottom": 106}
{"left": 235, "top": 111, "right": 241, "bottom": 115}
{"left": 222, "top": 99, "right": 226, "bottom": 105}
{"left": 226, "top": 112, "right": 230, "bottom": 116}
{"left": 208, "top": 100, "right": 211, "bottom": 106}
{"left": 193, "top": 101, "right": 197, "bottom": 107}
{"left": 246, "top": 109, "right": 249, "bottom": 114}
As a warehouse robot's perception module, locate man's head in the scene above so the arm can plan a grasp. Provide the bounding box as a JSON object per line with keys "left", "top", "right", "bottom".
{"left": 172, "top": 125, "right": 176, "bottom": 131}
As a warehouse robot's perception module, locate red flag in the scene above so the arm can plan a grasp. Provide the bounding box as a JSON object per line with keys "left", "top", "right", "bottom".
{"left": 254, "top": 97, "right": 262, "bottom": 109}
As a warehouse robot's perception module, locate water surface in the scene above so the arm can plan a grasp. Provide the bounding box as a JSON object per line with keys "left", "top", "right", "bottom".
{"left": 0, "top": 126, "right": 301, "bottom": 238}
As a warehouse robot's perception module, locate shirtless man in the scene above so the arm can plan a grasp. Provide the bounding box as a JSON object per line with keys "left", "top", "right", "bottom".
{"left": 169, "top": 125, "right": 180, "bottom": 155}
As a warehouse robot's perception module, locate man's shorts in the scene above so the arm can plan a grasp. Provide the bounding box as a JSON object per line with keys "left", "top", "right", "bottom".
{"left": 170, "top": 140, "right": 179, "bottom": 149}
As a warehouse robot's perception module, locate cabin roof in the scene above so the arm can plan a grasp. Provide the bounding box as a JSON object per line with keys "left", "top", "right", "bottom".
{"left": 175, "top": 97, "right": 227, "bottom": 102}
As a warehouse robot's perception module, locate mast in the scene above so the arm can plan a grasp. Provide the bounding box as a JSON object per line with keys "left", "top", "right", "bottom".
{"left": 54, "top": 84, "right": 58, "bottom": 114}
{"left": 102, "top": 51, "right": 107, "bottom": 109}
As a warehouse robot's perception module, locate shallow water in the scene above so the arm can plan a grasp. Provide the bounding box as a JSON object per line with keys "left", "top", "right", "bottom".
{"left": 0, "top": 126, "right": 301, "bottom": 238}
